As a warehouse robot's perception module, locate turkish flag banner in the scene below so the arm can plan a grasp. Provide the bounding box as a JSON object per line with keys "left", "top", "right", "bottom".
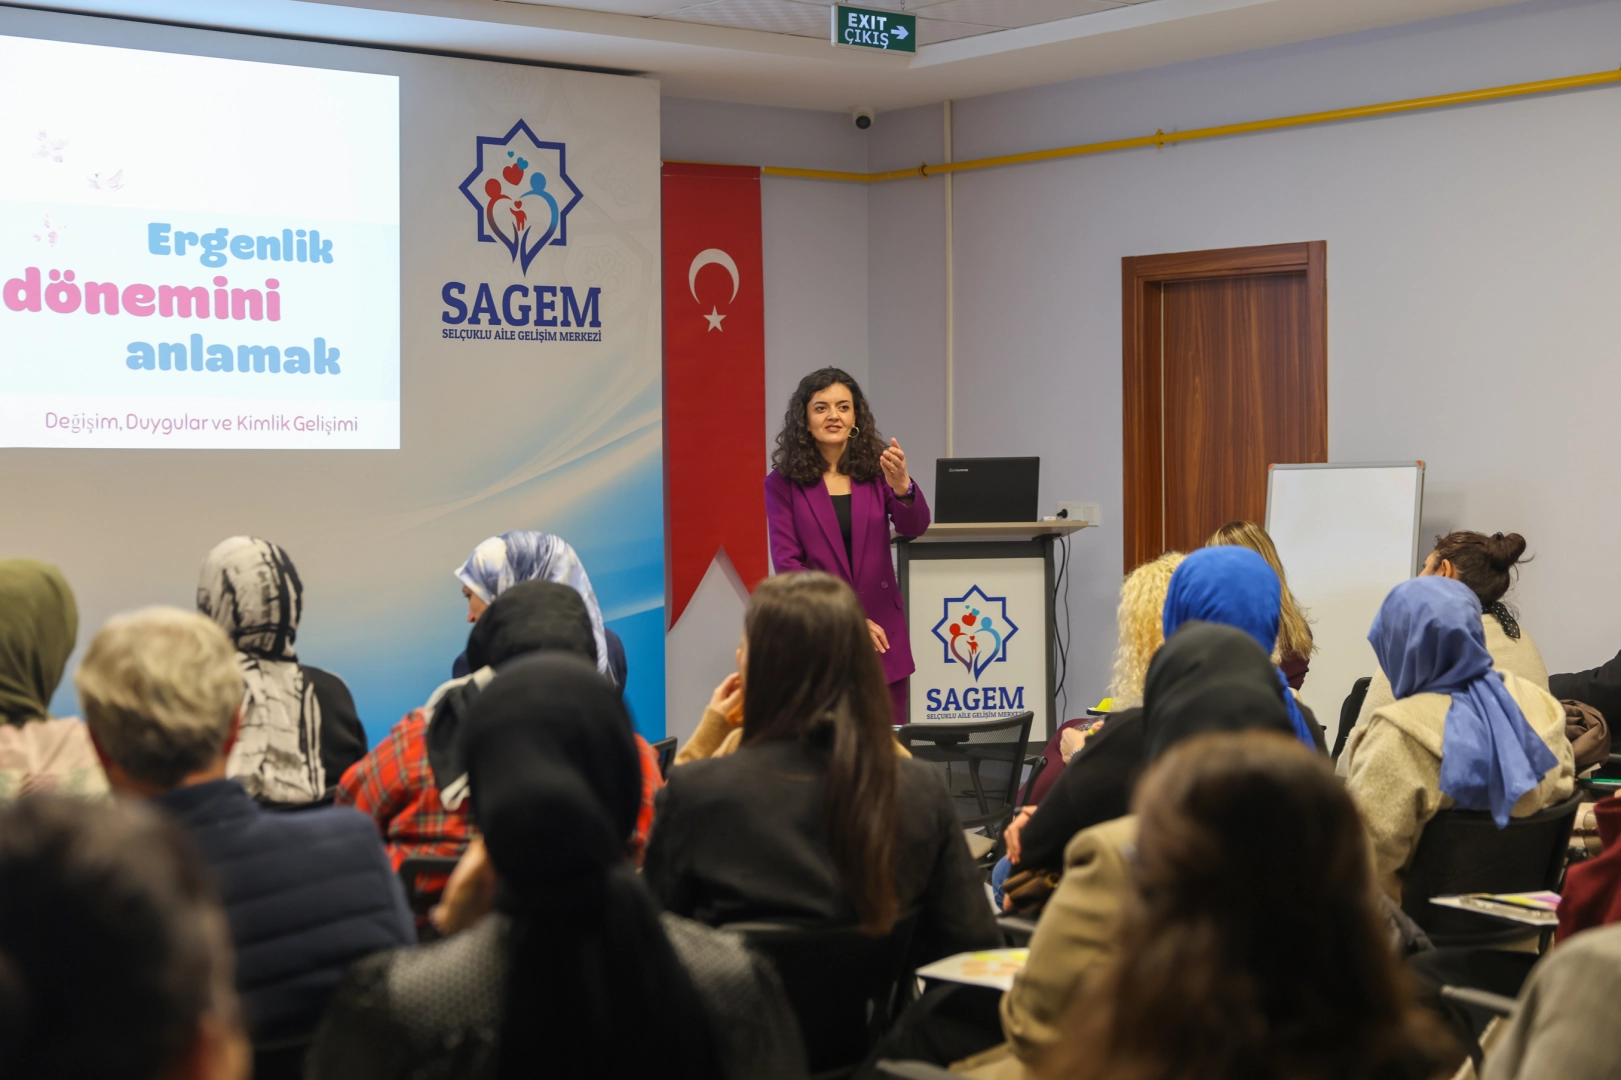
{"left": 662, "top": 163, "right": 768, "bottom": 626}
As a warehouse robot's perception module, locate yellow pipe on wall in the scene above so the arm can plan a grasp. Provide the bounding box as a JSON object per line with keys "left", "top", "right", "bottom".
{"left": 666, "top": 67, "right": 1621, "bottom": 184}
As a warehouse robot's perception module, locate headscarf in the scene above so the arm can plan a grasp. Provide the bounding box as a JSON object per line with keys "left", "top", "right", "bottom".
{"left": 196, "top": 537, "right": 323, "bottom": 804}
{"left": 1141, "top": 621, "right": 1297, "bottom": 762}
{"left": 1163, "top": 545, "right": 1317, "bottom": 749}
{"left": 427, "top": 580, "right": 597, "bottom": 810}
{"left": 1369, "top": 576, "right": 1558, "bottom": 828}
{"left": 455, "top": 531, "right": 612, "bottom": 684}
{"left": 0, "top": 560, "right": 77, "bottom": 725}
{"left": 462, "top": 654, "right": 718, "bottom": 1080}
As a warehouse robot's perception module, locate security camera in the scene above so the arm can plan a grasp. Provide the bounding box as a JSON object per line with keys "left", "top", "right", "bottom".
{"left": 852, "top": 106, "right": 876, "bottom": 130}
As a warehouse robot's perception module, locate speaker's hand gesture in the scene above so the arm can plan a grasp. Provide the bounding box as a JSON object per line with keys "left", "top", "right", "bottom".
{"left": 880, "top": 438, "right": 911, "bottom": 497}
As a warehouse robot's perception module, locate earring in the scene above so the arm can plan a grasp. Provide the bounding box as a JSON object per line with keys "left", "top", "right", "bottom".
{"left": 850, "top": 426, "right": 859, "bottom": 438}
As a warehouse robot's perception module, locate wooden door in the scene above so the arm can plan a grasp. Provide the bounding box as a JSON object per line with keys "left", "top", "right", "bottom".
{"left": 1122, "top": 242, "right": 1326, "bottom": 572}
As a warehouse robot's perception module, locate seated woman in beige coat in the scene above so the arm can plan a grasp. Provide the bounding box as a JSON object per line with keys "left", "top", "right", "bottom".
{"left": 955, "top": 622, "right": 1297, "bottom": 1079}
{"left": 1347, "top": 531, "right": 1546, "bottom": 751}
{"left": 1343, "top": 576, "right": 1574, "bottom": 902}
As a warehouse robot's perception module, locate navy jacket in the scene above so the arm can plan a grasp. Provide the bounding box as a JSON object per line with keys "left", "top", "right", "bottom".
{"left": 154, "top": 780, "right": 415, "bottom": 1042}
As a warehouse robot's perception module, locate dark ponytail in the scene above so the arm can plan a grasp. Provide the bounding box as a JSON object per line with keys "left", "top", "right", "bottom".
{"left": 1432, "top": 530, "right": 1529, "bottom": 607}
{"left": 742, "top": 572, "right": 900, "bottom": 934}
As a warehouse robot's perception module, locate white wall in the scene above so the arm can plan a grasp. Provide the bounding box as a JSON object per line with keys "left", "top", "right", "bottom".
{"left": 661, "top": 98, "right": 872, "bottom": 740}
{"left": 866, "top": 0, "right": 1621, "bottom": 716}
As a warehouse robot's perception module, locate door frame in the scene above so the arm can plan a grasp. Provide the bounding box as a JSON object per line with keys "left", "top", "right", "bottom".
{"left": 1121, "top": 241, "right": 1327, "bottom": 572}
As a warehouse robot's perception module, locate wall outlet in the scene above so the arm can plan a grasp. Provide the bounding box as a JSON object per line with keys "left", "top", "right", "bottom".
{"left": 1055, "top": 502, "right": 1102, "bottom": 526}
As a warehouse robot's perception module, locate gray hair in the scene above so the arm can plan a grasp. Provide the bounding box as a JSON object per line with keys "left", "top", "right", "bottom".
{"left": 76, "top": 607, "right": 245, "bottom": 789}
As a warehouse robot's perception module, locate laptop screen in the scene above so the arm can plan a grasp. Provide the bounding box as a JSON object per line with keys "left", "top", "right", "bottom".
{"left": 934, "top": 457, "right": 1040, "bottom": 523}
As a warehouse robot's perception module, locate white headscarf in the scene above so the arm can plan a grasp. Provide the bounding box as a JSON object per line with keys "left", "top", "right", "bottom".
{"left": 197, "top": 536, "right": 324, "bottom": 804}
{"left": 454, "top": 531, "right": 613, "bottom": 684}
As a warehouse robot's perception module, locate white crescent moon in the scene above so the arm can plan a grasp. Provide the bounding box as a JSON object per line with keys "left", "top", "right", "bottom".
{"left": 688, "top": 248, "right": 740, "bottom": 305}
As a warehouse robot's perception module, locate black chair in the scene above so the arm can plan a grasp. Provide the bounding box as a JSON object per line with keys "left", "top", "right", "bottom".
{"left": 251, "top": 1036, "right": 314, "bottom": 1080}
{"left": 1438, "top": 985, "right": 1519, "bottom": 1070}
{"left": 1400, "top": 791, "right": 1583, "bottom": 947}
{"left": 1331, "top": 675, "right": 1372, "bottom": 762}
{"left": 651, "top": 735, "right": 677, "bottom": 778}
{"left": 728, "top": 911, "right": 920, "bottom": 1078}
{"left": 899, "top": 712, "right": 1036, "bottom": 830}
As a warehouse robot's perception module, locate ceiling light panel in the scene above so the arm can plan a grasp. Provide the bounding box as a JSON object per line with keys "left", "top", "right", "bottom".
{"left": 660, "top": 0, "right": 832, "bottom": 38}
{"left": 910, "top": 0, "right": 1127, "bottom": 30}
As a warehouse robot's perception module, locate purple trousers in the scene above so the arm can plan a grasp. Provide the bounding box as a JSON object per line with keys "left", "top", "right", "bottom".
{"left": 890, "top": 677, "right": 909, "bottom": 725}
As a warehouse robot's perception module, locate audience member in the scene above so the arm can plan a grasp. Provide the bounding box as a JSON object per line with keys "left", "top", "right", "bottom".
{"left": 1479, "top": 922, "right": 1621, "bottom": 1080}
{"left": 307, "top": 654, "right": 806, "bottom": 1080}
{"left": 644, "top": 571, "right": 998, "bottom": 962}
{"left": 1207, "top": 519, "right": 1316, "bottom": 688}
{"left": 339, "top": 580, "right": 663, "bottom": 871}
{"left": 0, "top": 558, "right": 107, "bottom": 799}
{"left": 1347, "top": 531, "right": 1548, "bottom": 749}
{"left": 1554, "top": 792, "right": 1621, "bottom": 939}
{"left": 1550, "top": 652, "right": 1621, "bottom": 732}
{"left": 1036, "top": 731, "right": 1450, "bottom": 1080}
{"left": 452, "top": 530, "right": 624, "bottom": 686}
{"left": 1343, "top": 576, "right": 1573, "bottom": 901}
{"left": 1003, "top": 544, "right": 1316, "bottom": 887}
{"left": 974, "top": 623, "right": 1301, "bottom": 1078}
{"left": 0, "top": 795, "right": 247, "bottom": 1080}
{"left": 196, "top": 536, "right": 367, "bottom": 805}
{"left": 76, "top": 607, "right": 414, "bottom": 1054}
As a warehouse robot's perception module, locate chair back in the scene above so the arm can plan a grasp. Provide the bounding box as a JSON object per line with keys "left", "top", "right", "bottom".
{"left": 651, "top": 735, "right": 677, "bottom": 778}
{"left": 397, "top": 853, "right": 462, "bottom": 930}
{"left": 1400, "top": 792, "right": 1582, "bottom": 946}
{"left": 899, "top": 712, "right": 1035, "bottom": 829}
{"left": 1331, "top": 676, "right": 1372, "bottom": 762}
{"left": 728, "top": 910, "right": 920, "bottom": 1075}
{"left": 251, "top": 1036, "right": 312, "bottom": 1080}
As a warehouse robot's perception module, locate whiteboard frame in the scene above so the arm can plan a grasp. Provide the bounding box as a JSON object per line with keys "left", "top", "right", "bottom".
{"left": 1265, "top": 462, "right": 1427, "bottom": 577}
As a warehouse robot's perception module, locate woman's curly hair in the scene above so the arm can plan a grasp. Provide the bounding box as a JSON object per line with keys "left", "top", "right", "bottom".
{"left": 771, "top": 368, "right": 888, "bottom": 486}
{"left": 1108, "top": 551, "right": 1186, "bottom": 708}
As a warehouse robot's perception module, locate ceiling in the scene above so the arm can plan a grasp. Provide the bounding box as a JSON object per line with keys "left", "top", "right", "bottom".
{"left": 10, "top": 0, "right": 1529, "bottom": 112}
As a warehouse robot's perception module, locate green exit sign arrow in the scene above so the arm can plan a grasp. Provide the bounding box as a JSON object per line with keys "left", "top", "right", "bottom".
{"left": 832, "top": 4, "right": 916, "bottom": 54}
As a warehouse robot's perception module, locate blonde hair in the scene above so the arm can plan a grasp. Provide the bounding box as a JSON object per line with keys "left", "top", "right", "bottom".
{"left": 1108, "top": 551, "right": 1186, "bottom": 708}
{"left": 76, "top": 607, "right": 245, "bottom": 789}
{"left": 1207, "top": 520, "right": 1315, "bottom": 661}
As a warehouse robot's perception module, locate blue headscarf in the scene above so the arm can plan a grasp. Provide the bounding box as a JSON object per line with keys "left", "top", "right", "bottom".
{"left": 456, "top": 531, "right": 612, "bottom": 684}
{"left": 1368, "top": 576, "right": 1558, "bottom": 828}
{"left": 1163, "top": 546, "right": 1317, "bottom": 749}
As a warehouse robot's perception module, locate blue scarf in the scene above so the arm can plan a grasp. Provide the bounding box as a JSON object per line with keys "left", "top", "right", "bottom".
{"left": 1369, "top": 576, "right": 1557, "bottom": 828}
{"left": 455, "top": 531, "right": 612, "bottom": 684}
{"left": 1162, "top": 546, "right": 1316, "bottom": 749}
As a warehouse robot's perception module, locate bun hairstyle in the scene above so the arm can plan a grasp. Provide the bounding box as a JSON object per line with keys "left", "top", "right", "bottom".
{"left": 771, "top": 367, "right": 888, "bottom": 486}
{"left": 1432, "top": 531, "right": 1529, "bottom": 607}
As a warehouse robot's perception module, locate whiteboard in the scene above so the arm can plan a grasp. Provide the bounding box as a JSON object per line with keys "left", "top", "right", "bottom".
{"left": 1266, "top": 463, "right": 1425, "bottom": 745}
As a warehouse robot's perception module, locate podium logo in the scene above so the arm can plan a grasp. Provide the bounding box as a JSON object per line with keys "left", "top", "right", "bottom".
{"left": 932, "top": 585, "right": 1019, "bottom": 681}
{"left": 458, "top": 120, "right": 583, "bottom": 275}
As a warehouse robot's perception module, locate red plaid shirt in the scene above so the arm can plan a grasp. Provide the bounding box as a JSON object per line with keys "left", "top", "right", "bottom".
{"left": 336, "top": 708, "right": 666, "bottom": 869}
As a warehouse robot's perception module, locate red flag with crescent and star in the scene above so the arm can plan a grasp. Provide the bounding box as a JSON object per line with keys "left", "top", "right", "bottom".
{"left": 661, "top": 162, "right": 768, "bottom": 627}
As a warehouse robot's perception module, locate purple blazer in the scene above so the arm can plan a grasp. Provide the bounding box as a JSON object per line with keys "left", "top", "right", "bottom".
{"left": 765, "top": 469, "right": 931, "bottom": 685}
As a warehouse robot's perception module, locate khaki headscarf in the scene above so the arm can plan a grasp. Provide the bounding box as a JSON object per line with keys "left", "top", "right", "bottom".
{"left": 0, "top": 560, "right": 78, "bottom": 725}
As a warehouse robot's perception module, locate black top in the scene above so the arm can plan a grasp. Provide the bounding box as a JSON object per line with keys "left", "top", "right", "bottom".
{"left": 302, "top": 666, "right": 367, "bottom": 793}
{"left": 830, "top": 493, "right": 854, "bottom": 565}
{"left": 1017, "top": 708, "right": 1145, "bottom": 874}
{"left": 643, "top": 739, "right": 1000, "bottom": 966}
{"left": 151, "top": 780, "right": 415, "bottom": 1042}
{"left": 1551, "top": 651, "right": 1621, "bottom": 726}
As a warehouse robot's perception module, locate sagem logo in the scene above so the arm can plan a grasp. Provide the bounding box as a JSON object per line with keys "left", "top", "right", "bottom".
{"left": 458, "top": 120, "right": 583, "bottom": 275}
{"left": 931, "top": 585, "right": 1020, "bottom": 682}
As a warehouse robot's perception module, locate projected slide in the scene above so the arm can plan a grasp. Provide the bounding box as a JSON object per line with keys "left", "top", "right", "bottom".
{"left": 0, "top": 36, "right": 399, "bottom": 448}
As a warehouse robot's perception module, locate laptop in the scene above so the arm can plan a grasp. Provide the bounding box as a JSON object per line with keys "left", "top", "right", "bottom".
{"left": 934, "top": 457, "right": 1040, "bottom": 523}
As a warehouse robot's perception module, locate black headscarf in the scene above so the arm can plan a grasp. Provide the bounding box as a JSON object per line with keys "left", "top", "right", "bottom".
{"left": 1141, "top": 620, "right": 1295, "bottom": 762}
{"left": 462, "top": 654, "right": 719, "bottom": 1080}
{"left": 426, "top": 580, "right": 597, "bottom": 806}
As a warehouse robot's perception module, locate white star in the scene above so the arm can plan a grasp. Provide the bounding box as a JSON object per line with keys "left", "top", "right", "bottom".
{"left": 703, "top": 306, "right": 726, "bottom": 332}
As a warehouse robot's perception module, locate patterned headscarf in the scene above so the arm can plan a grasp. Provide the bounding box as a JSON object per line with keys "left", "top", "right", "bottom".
{"left": 1370, "top": 577, "right": 1558, "bottom": 828}
{"left": 0, "top": 560, "right": 77, "bottom": 726}
{"left": 455, "top": 531, "right": 612, "bottom": 683}
{"left": 1163, "top": 546, "right": 1317, "bottom": 750}
{"left": 197, "top": 537, "right": 324, "bottom": 804}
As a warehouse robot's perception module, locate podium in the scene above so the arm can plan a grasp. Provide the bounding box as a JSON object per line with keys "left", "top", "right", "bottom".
{"left": 896, "top": 521, "right": 1092, "bottom": 739}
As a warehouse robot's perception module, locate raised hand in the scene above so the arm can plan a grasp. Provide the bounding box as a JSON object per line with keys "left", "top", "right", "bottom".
{"left": 879, "top": 437, "right": 910, "bottom": 496}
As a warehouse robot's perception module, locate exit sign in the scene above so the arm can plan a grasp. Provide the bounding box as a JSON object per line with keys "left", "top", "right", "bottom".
{"left": 831, "top": 5, "right": 916, "bottom": 54}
